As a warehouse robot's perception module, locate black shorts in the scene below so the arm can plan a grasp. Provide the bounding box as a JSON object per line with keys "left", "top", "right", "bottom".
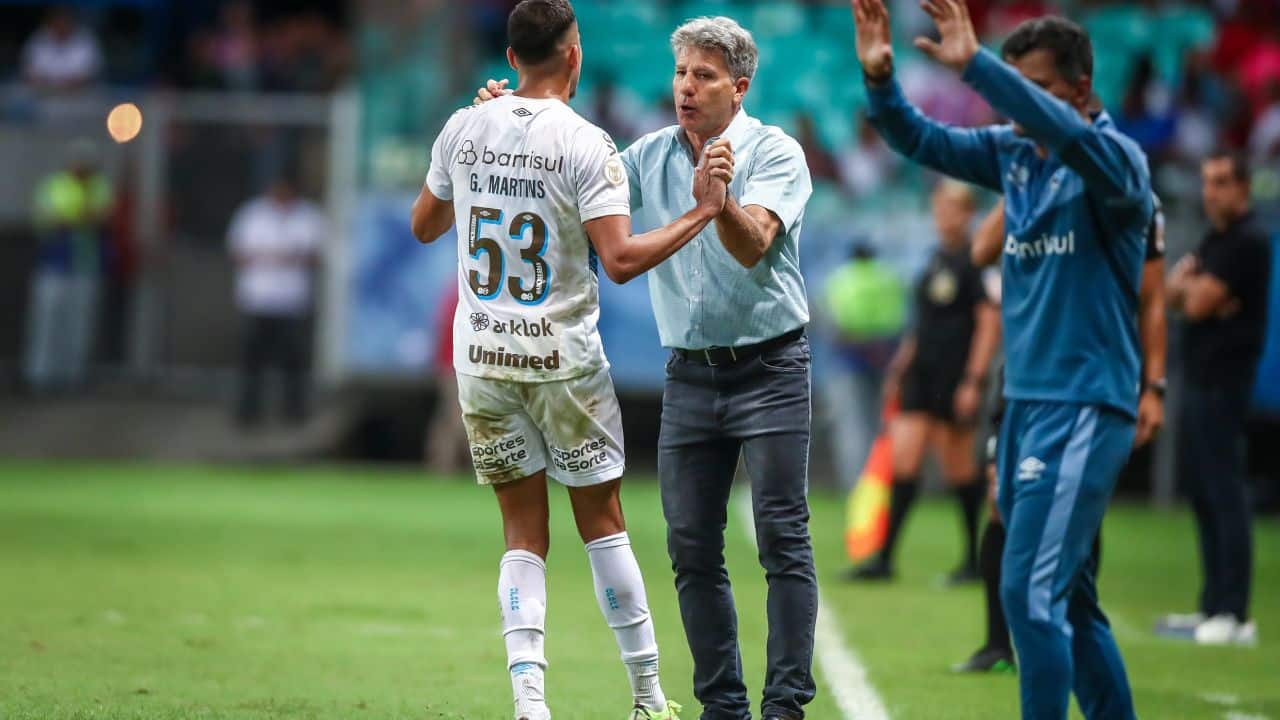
{"left": 900, "top": 360, "right": 965, "bottom": 423}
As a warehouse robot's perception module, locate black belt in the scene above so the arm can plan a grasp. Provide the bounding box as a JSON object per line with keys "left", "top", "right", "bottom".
{"left": 673, "top": 328, "right": 804, "bottom": 367}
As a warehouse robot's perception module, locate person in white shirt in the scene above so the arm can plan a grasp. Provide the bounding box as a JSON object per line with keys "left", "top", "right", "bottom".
{"left": 227, "top": 175, "right": 324, "bottom": 427}
{"left": 409, "top": 2, "right": 730, "bottom": 718}
{"left": 21, "top": 7, "right": 102, "bottom": 92}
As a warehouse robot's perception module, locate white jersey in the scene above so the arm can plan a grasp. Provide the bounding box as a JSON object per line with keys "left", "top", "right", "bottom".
{"left": 426, "top": 95, "right": 630, "bottom": 382}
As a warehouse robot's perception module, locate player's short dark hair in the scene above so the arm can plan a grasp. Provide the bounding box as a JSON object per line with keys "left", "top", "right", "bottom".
{"left": 1205, "top": 150, "right": 1251, "bottom": 185}
{"left": 1001, "top": 16, "right": 1093, "bottom": 84}
{"left": 508, "top": 0, "right": 576, "bottom": 66}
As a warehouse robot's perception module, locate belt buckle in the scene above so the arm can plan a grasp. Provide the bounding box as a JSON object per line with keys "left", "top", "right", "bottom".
{"left": 702, "top": 346, "right": 737, "bottom": 367}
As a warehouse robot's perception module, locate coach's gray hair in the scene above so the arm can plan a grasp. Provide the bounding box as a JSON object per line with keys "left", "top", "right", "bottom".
{"left": 670, "top": 16, "right": 758, "bottom": 81}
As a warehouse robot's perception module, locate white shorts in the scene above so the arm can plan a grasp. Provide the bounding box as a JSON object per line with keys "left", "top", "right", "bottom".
{"left": 456, "top": 366, "right": 626, "bottom": 487}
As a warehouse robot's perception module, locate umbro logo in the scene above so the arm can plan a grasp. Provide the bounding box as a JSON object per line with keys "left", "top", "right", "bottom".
{"left": 457, "top": 139, "right": 478, "bottom": 166}
{"left": 1017, "top": 457, "right": 1046, "bottom": 481}
{"left": 512, "top": 107, "right": 532, "bottom": 117}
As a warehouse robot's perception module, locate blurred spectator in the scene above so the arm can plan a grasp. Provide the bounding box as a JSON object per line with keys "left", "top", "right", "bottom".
{"left": 227, "top": 175, "right": 325, "bottom": 427}
{"left": 1116, "top": 54, "right": 1177, "bottom": 159}
{"left": 25, "top": 139, "right": 112, "bottom": 391}
{"left": 262, "top": 12, "right": 350, "bottom": 92}
{"left": 985, "top": 0, "right": 1058, "bottom": 38}
{"left": 424, "top": 282, "right": 468, "bottom": 473}
{"left": 589, "top": 79, "right": 642, "bottom": 143}
{"left": 838, "top": 114, "right": 901, "bottom": 197}
{"left": 1249, "top": 81, "right": 1280, "bottom": 161}
{"left": 207, "top": 0, "right": 261, "bottom": 91}
{"left": 1235, "top": 19, "right": 1280, "bottom": 121}
{"left": 1172, "top": 52, "right": 1230, "bottom": 165}
{"left": 1164, "top": 152, "right": 1271, "bottom": 645}
{"left": 21, "top": 6, "right": 102, "bottom": 93}
{"left": 796, "top": 112, "right": 840, "bottom": 183}
{"left": 819, "top": 241, "right": 907, "bottom": 490}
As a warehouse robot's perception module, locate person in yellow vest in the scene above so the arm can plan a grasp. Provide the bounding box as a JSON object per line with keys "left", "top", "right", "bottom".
{"left": 25, "top": 139, "right": 112, "bottom": 390}
{"left": 820, "top": 240, "right": 907, "bottom": 490}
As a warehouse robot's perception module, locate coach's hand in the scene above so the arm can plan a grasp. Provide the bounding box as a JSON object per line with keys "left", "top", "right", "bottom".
{"left": 692, "top": 150, "right": 729, "bottom": 218}
{"left": 1134, "top": 389, "right": 1163, "bottom": 448}
{"left": 704, "top": 139, "right": 735, "bottom": 187}
{"left": 474, "top": 78, "right": 513, "bottom": 105}
{"left": 914, "top": 0, "right": 980, "bottom": 73}
{"left": 851, "top": 0, "right": 895, "bottom": 82}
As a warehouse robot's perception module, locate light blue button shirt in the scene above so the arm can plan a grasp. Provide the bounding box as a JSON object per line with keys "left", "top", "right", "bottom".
{"left": 621, "top": 109, "right": 812, "bottom": 350}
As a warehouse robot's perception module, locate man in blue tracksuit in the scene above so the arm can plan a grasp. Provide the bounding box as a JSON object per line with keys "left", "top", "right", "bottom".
{"left": 852, "top": 1, "right": 1150, "bottom": 718}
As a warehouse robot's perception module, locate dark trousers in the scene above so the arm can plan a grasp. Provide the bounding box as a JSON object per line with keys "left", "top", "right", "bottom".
{"left": 659, "top": 335, "right": 818, "bottom": 720}
{"left": 237, "top": 313, "right": 309, "bottom": 425}
{"left": 1178, "top": 379, "right": 1254, "bottom": 621}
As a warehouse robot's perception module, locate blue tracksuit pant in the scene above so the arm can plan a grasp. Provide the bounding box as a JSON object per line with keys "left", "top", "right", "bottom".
{"left": 997, "top": 400, "right": 1138, "bottom": 720}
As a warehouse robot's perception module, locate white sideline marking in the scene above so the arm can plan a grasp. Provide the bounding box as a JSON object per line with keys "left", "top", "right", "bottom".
{"left": 1224, "top": 712, "right": 1269, "bottom": 720}
{"left": 1201, "top": 693, "right": 1240, "bottom": 707}
{"left": 734, "top": 491, "right": 890, "bottom": 720}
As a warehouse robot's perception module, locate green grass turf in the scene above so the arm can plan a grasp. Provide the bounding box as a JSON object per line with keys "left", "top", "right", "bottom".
{"left": 0, "top": 461, "right": 1276, "bottom": 719}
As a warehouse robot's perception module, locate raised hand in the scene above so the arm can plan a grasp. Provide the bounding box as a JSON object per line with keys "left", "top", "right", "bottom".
{"left": 914, "top": 0, "right": 980, "bottom": 72}
{"left": 703, "top": 139, "right": 735, "bottom": 187}
{"left": 473, "top": 78, "right": 513, "bottom": 105}
{"left": 851, "top": 0, "right": 895, "bottom": 82}
{"left": 691, "top": 145, "right": 729, "bottom": 217}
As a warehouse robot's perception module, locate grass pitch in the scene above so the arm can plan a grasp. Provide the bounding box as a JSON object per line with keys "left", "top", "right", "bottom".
{"left": 0, "top": 462, "right": 1276, "bottom": 719}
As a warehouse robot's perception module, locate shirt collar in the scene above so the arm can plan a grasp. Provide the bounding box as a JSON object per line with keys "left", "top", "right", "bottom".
{"left": 673, "top": 106, "right": 754, "bottom": 160}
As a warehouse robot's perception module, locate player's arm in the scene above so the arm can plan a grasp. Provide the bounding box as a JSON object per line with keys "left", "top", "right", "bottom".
{"left": 410, "top": 186, "right": 454, "bottom": 244}
{"left": 584, "top": 137, "right": 730, "bottom": 284}
{"left": 712, "top": 136, "right": 811, "bottom": 268}
{"left": 972, "top": 199, "right": 1005, "bottom": 267}
{"left": 412, "top": 115, "right": 461, "bottom": 244}
{"left": 587, "top": 207, "right": 716, "bottom": 284}
{"left": 853, "top": 0, "right": 1004, "bottom": 190}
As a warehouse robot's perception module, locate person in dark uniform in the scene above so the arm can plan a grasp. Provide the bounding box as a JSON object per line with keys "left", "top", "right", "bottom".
{"left": 954, "top": 192, "right": 1168, "bottom": 672}
{"left": 1161, "top": 151, "right": 1271, "bottom": 646}
{"left": 850, "top": 179, "right": 1001, "bottom": 583}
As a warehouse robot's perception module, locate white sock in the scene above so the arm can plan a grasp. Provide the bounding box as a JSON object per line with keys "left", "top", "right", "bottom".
{"left": 510, "top": 662, "right": 548, "bottom": 719}
{"left": 499, "top": 550, "right": 548, "bottom": 716}
{"left": 585, "top": 532, "right": 667, "bottom": 711}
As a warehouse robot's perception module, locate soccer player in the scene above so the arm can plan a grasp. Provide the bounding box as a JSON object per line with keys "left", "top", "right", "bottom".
{"left": 481, "top": 15, "right": 819, "bottom": 720}
{"left": 852, "top": 1, "right": 1153, "bottom": 717}
{"left": 849, "top": 179, "right": 1000, "bottom": 585}
{"left": 954, "top": 194, "right": 1167, "bottom": 674}
{"left": 410, "top": 2, "right": 731, "bottom": 718}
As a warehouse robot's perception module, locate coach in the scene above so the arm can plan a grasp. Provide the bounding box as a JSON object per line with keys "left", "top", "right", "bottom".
{"left": 626, "top": 17, "right": 816, "bottom": 720}
{"left": 480, "top": 15, "right": 817, "bottom": 718}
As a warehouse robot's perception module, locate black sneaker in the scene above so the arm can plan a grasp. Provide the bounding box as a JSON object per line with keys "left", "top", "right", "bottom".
{"left": 951, "top": 646, "right": 1016, "bottom": 674}
{"left": 845, "top": 556, "right": 893, "bottom": 581}
{"left": 946, "top": 564, "right": 982, "bottom": 586}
